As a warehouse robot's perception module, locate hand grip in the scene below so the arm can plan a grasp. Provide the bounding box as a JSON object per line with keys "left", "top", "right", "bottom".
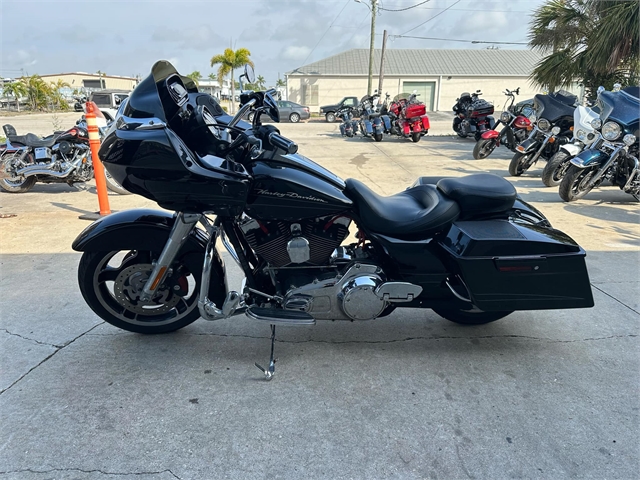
{"left": 269, "top": 133, "right": 298, "bottom": 154}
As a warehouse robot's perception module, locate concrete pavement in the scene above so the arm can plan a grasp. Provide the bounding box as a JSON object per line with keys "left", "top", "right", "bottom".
{"left": 0, "top": 120, "right": 638, "bottom": 479}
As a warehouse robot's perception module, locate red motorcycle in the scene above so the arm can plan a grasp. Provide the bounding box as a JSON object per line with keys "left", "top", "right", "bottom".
{"left": 382, "top": 92, "right": 430, "bottom": 142}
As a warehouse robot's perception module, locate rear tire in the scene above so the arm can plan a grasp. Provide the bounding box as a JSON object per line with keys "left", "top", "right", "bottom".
{"left": 473, "top": 139, "right": 496, "bottom": 159}
{"left": 411, "top": 132, "right": 421, "bottom": 143}
{"left": 0, "top": 176, "right": 36, "bottom": 193}
{"left": 509, "top": 152, "right": 532, "bottom": 176}
{"left": 433, "top": 308, "right": 513, "bottom": 325}
{"left": 325, "top": 112, "right": 336, "bottom": 123}
{"left": 374, "top": 133, "right": 383, "bottom": 142}
{"left": 558, "top": 165, "right": 597, "bottom": 202}
{"left": 289, "top": 112, "right": 300, "bottom": 123}
{"left": 541, "top": 151, "right": 571, "bottom": 187}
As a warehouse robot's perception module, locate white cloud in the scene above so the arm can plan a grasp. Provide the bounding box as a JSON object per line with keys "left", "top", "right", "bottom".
{"left": 282, "top": 46, "right": 312, "bottom": 61}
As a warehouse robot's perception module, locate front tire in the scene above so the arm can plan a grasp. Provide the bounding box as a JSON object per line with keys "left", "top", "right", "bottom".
{"left": 541, "top": 151, "right": 572, "bottom": 187}
{"left": 432, "top": 308, "right": 513, "bottom": 325}
{"left": 411, "top": 132, "right": 421, "bottom": 143}
{"left": 559, "top": 165, "right": 598, "bottom": 202}
{"left": 325, "top": 112, "right": 336, "bottom": 123}
{"left": 78, "top": 249, "right": 205, "bottom": 334}
{"left": 289, "top": 112, "right": 300, "bottom": 123}
{"left": 509, "top": 152, "right": 533, "bottom": 176}
{"left": 104, "top": 170, "right": 131, "bottom": 195}
{"left": 473, "top": 139, "right": 496, "bottom": 159}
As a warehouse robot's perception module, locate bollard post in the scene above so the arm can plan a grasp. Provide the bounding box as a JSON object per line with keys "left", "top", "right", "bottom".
{"left": 83, "top": 101, "right": 111, "bottom": 218}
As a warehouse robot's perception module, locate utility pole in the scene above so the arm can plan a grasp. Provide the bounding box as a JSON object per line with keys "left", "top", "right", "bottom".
{"left": 367, "top": 0, "right": 378, "bottom": 96}
{"left": 377, "top": 29, "right": 388, "bottom": 96}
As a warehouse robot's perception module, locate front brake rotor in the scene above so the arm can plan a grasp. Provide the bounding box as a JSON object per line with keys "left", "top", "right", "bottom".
{"left": 113, "top": 263, "right": 180, "bottom": 315}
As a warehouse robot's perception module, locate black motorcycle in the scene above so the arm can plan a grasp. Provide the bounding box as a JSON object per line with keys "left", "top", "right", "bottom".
{"left": 72, "top": 61, "right": 594, "bottom": 379}
{"left": 509, "top": 91, "right": 577, "bottom": 177}
{"left": 337, "top": 105, "right": 358, "bottom": 138}
{"left": 453, "top": 90, "right": 496, "bottom": 141}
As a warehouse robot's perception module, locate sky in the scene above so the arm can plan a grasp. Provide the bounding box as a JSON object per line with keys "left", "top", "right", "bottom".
{"left": 1, "top": 0, "right": 547, "bottom": 86}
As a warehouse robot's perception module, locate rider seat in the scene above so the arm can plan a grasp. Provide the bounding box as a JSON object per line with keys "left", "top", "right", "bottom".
{"left": 344, "top": 179, "right": 460, "bottom": 239}
{"left": 7, "top": 133, "right": 57, "bottom": 148}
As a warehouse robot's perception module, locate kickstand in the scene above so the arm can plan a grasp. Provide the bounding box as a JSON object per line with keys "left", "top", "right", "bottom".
{"left": 255, "top": 324, "right": 277, "bottom": 381}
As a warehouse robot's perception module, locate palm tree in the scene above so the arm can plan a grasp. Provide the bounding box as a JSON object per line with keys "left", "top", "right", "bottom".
{"left": 23, "top": 75, "right": 52, "bottom": 111}
{"left": 276, "top": 78, "right": 286, "bottom": 89}
{"left": 186, "top": 71, "right": 202, "bottom": 86}
{"left": 256, "top": 75, "right": 266, "bottom": 90}
{"left": 3, "top": 80, "right": 28, "bottom": 111}
{"left": 49, "top": 79, "right": 71, "bottom": 110}
{"left": 210, "top": 48, "right": 253, "bottom": 113}
{"left": 529, "top": 0, "right": 639, "bottom": 98}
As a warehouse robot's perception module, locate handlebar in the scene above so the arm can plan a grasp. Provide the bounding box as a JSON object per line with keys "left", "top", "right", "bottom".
{"left": 269, "top": 132, "right": 298, "bottom": 154}
{"left": 228, "top": 98, "right": 257, "bottom": 128}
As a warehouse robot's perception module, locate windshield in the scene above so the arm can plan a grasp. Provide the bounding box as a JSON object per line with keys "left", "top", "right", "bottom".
{"left": 393, "top": 93, "right": 412, "bottom": 102}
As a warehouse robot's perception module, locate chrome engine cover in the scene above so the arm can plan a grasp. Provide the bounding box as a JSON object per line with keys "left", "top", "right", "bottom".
{"left": 283, "top": 263, "right": 388, "bottom": 321}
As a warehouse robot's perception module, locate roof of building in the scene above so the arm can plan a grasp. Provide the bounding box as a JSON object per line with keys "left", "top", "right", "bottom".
{"left": 287, "top": 49, "right": 542, "bottom": 77}
{"left": 39, "top": 72, "right": 137, "bottom": 80}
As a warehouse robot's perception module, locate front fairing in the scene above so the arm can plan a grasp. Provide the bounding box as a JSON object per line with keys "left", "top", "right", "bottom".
{"left": 597, "top": 90, "right": 640, "bottom": 128}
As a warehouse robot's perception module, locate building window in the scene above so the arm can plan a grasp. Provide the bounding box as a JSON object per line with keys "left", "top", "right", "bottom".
{"left": 83, "top": 79, "right": 102, "bottom": 89}
{"left": 302, "top": 84, "right": 319, "bottom": 105}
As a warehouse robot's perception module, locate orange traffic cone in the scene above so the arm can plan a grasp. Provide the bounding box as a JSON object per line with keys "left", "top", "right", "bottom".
{"left": 80, "top": 101, "right": 111, "bottom": 219}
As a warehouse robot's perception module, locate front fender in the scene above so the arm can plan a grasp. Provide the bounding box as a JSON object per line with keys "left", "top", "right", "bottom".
{"left": 560, "top": 143, "right": 584, "bottom": 157}
{"left": 72, "top": 208, "right": 226, "bottom": 294}
{"left": 516, "top": 138, "right": 539, "bottom": 154}
{"left": 570, "top": 149, "right": 610, "bottom": 169}
{"left": 482, "top": 130, "right": 500, "bottom": 140}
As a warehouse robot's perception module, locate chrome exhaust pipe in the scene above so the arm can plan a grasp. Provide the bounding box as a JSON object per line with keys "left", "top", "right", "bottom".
{"left": 15, "top": 163, "right": 75, "bottom": 179}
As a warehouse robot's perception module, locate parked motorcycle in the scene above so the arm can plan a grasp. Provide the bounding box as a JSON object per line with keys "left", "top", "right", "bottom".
{"left": 72, "top": 61, "right": 594, "bottom": 379}
{"left": 337, "top": 105, "right": 358, "bottom": 138}
{"left": 473, "top": 88, "right": 534, "bottom": 159}
{"left": 0, "top": 113, "right": 127, "bottom": 194}
{"left": 540, "top": 104, "right": 599, "bottom": 187}
{"left": 453, "top": 90, "right": 495, "bottom": 141}
{"left": 357, "top": 93, "right": 384, "bottom": 142}
{"left": 385, "top": 92, "right": 430, "bottom": 142}
{"left": 559, "top": 85, "right": 639, "bottom": 201}
{"left": 509, "top": 91, "right": 578, "bottom": 177}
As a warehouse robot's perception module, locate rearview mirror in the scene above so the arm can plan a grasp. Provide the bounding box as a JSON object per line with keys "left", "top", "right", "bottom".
{"left": 244, "top": 64, "right": 255, "bottom": 84}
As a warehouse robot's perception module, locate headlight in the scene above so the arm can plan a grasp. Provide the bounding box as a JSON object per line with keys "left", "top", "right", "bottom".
{"left": 591, "top": 118, "right": 602, "bottom": 129}
{"left": 551, "top": 126, "right": 561, "bottom": 135}
{"left": 576, "top": 129, "right": 587, "bottom": 141}
{"left": 537, "top": 118, "right": 551, "bottom": 132}
{"left": 500, "top": 112, "right": 511, "bottom": 123}
{"left": 529, "top": 114, "right": 537, "bottom": 123}
{"left": 623, "top": 134, "right": 637, "bottom": 146}
{"left": 602, "top": 121, "right": 622, "bottom": 141}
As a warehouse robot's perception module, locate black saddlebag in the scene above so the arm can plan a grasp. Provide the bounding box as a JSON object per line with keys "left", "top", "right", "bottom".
{"left": 440, "top": 219, "right": 594, "bottom": 311}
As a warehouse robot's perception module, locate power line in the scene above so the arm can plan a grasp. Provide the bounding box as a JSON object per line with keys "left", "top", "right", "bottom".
{"left": 298, "top": 0, "right": 352, "bottom": 68}
{"left": 399, "top": 0, "right": 462, "bottom": 36}
{"left": 379, "top": 0, "right": 432, "bottom": 12}
{"left": 391, "top": 34, "right": 528, "bottom": 45}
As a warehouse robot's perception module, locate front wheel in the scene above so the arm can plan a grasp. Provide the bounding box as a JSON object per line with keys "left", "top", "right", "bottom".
{"left": 509, "top": 152, "right": 533, "bottom": 176}
{"left": 432, "top": 308, "right": 513, "bottom": 325}
{"left": 473, "top": 139, "right": 496, "bottom": 159}
{"left": 325, "top": 112, "right": 336, "bottom": 123}
{"left": 541, "top": 151, "right": 572, "bottom": 187}
{"left": 558, "top": 165, "right": 598, "bottom": 202}
{"left": 411, "top": 132, "right": 421, "bottom": 143}
{"left": 78, "top": 249, "right": 205, "bottom": 333}
{"left": 104, "top": 170, "right": 131, "bottom": 195}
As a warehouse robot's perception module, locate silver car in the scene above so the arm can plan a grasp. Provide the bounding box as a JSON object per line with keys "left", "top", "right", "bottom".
{"left": 248, "top": 101, "right": 310, "bottom": 123}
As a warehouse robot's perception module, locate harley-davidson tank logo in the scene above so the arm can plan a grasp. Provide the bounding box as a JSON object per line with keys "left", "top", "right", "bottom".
{"left": 257, "top": 189, "right": 327, "bottom": 203}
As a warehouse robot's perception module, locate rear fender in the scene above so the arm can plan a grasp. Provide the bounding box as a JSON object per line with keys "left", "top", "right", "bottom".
{"left": 411, "top": 121, "right": 422, "bottom": 133}
{"left": 570, "top": 149, "right": 610, "bottom": 169}
{"left": 72, "top": 208, "right": 226, "bottom": 293}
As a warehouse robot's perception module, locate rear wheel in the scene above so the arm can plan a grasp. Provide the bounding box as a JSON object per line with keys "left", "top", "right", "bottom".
{"left": 289, "top": 112, "right": 300, "bottom": 123}
{"left": 432, "top": 308, "right": 513, "bottom": 325}
{"left": 541, "top": 151, "right": 571, "bottom": 187}
{"left": 374, "top": 133, "right": 383, "bottom": 142}
{"left": 559, "top": 165, "right": 598, "bottom": 202}
{"left": 411, "top": 132, "right": 421, "bottom": 143}
{"left": 325, "top": 112, "right": 336, "bottom": 123}
{"left": 0, "top": 176, "right": 36, "bottom": 193}
{"left": 78, "top": 249, "right": 205, "bottom": 334}
{"left": 473, "top": 139, "right": 496, "bottom": 159}
{"left": 509, "top": 152, "right": 533, "bottom": 176}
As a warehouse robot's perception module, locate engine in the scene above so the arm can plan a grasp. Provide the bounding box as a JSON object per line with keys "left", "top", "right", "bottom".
{"left": 240, "top": 215, "right": 351, "bottom": 267}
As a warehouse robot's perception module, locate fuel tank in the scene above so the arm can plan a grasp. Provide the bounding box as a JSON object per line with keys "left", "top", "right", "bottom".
{"left": 245, "top": 153, "right": 353, "bottom": 221}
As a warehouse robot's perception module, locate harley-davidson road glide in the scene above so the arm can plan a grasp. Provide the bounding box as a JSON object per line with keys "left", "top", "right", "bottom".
{"left": 72, "top": 62, "right": 594, "bottom": 379}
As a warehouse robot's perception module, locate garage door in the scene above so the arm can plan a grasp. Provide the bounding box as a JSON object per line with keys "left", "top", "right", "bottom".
{"left": 402, "top": 81, "right": 435, "bottom": 111}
